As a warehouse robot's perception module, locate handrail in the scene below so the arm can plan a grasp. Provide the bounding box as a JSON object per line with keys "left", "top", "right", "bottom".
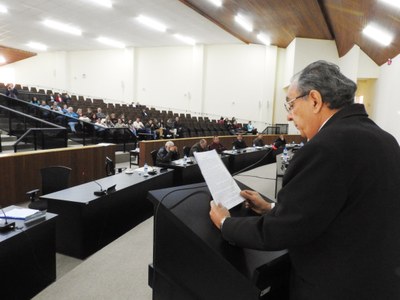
{"left": 13, "top": 127, "right": 68, "bottom": 152}
{"left": 0, "top": 104, "right": 66, "bottom": 129}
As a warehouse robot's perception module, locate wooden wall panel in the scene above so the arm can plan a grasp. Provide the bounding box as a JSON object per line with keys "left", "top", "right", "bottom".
{"left": 0, "top": 144, "right": 116, "bottom": 206}
{"left": 139, "top": 134, "right": 305, "bottom": 167}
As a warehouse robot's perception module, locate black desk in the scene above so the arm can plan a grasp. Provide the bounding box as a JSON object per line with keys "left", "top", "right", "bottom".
{"left": 158, "top": 156, "right": 229, "bottom": 185}
{"left": 223, "top": 147, "right": 275, "bottom": 174}
{"left": 0, "top": 206, "right": 57, "bottom": 299}
{"left": 41, "top": 168, "right": 173, "bottom": 258}
{"left": 148, "top": 183, "right": 290, "bottom": 300}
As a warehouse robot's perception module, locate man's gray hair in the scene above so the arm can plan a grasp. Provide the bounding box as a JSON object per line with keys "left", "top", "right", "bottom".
{"left": 165, "top": 141, "right": 174, "bottom": 147}
{"left": 292, "top": 60, "right": 357, "bottom": 109}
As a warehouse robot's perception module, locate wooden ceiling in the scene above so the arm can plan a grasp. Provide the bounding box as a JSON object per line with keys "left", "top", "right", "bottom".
{"left": 0, "top": 45, "right": 36, "bottom": 66}
{"left": 180, "top": 0, "right": 400, "bottom": 66}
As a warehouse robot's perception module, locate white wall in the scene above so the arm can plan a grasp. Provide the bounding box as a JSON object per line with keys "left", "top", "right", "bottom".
{"left": 135, "top": 46, "right": 194, "bottom": 111}
{"left": 68, "top": 49, "right": 134, "bottom": 102}
{"left": 7, "top": 51, "right": 68, "bottom": 90}
{"left": 339, "top": 46, "right": 359, "bottom": 82}
{"left": 372, "top": 54, "right": 400, "bottom": 143}
{"left": 203, "top": 44, "right": 277, "bottom": 126}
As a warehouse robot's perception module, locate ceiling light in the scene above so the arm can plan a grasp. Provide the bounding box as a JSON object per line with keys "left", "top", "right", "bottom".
{"left": 257, "top": 33, "right": 271, "bottom": 45}
{"left": 87, "top": 0, "right": 112, "bottom": 8}
{"left": 362, "top": 24, "right": 392, "bottom": 46}
{"left": 0, "top": 4, "right": 8, "bottom": 13}
{"left": 0, "top": 56, "right": 6, "bottom": 64}
{"left": 43, "top": 19, "right": 82, "bottom": 36}
{"left": 173, "top": 34, "right": 196, "bottom": 45}
{"left": 136, "top": 15, "right": 167, "bottom": 32}
{"left": 97, "top": 36, "right": 125, "bottom": 48}
{"left": 235, "top": 14, "right": 253, "bottom": 32}
{"left": 380, "top": 0, "right": 400, "bottom": 9}
{"left": 27, "top": 42, "right": 48, "bottom": 51}
{"left": 208, "top": 0, "right": 222, "bottom": 7}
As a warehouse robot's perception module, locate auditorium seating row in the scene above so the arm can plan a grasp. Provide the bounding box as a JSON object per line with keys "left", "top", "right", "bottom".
{"left": 0, "top": 82, "right": 287, "bottom": 139}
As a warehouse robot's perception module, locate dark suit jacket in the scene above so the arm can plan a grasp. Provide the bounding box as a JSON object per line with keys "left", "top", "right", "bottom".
{"left": 222, "top": 104, "right": 400, "bottom": 299}
{"left": 156, "top": 147, "right": 179, "bottom": 164}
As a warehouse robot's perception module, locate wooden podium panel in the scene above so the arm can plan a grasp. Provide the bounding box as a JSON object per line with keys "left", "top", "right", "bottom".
{"left": 148, "top": 183, "right": 290, "bottom": 300}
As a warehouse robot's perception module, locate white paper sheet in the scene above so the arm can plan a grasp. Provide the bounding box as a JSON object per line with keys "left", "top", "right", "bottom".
{"left": 194, "top": 150, "right": 244, "bottom": 209}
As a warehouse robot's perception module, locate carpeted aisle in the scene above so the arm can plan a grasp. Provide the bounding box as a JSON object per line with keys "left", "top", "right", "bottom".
{"left": 34, "top": 218, "right": 154, "bottom": 300}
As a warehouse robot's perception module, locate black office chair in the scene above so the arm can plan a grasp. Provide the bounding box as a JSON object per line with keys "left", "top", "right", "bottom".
{"left": 151, "top": 149, "right": 158, "bottom": 166}
{"left": 182, "top": 146, "right": 191, "bottom": 157}
{"left": 27, "top": 166, "right": 72, "bottom": 211}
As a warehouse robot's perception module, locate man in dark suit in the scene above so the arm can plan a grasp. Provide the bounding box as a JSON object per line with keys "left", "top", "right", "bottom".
{"left": 189, "top": 138, "right": 207, "bottom": 156}
{"left": 232, "top": 134, "right": 247, "bottom": 149}
{"left": 210, "top": 60, "right": 400, "bottom": 299}
{"left": 156, "top": 140, "right": 179, "bottom": 164}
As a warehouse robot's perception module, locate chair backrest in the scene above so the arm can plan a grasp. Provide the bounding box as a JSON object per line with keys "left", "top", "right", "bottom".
{"left": 182, "top": 146, "right": 190, "bottom": 157}
{"left": 41, "top": 166, "right": 72, "bottom": 195}
{"left": 150, "top": 149, "right": 158, "bottom": 166}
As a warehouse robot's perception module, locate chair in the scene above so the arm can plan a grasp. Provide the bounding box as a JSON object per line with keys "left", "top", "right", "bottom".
{"left": 151, "top": 149, "right": 158, "bottom": 166}
{"left": 27, "top": 166, "right": 72, "bottom": 211}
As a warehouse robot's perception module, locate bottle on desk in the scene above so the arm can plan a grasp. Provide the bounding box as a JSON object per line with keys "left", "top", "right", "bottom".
{"left": 282, "top": 147, "right": 288, "bottom": 163}
{"left": 233, "top": 145, "right": 236, "bottom": 153}
{"left": 144, "top": 162, "right": 149, "bottom": 177}
{"left": 183, "top": 155, "right": 188, "bottom": 167}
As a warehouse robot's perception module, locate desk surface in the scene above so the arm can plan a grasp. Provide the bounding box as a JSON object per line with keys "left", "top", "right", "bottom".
{"left": 0, "top": 205, "right": 57, "bottom": 242}
{"left": 41, "top": 167, "right": 173, "bottom": 204}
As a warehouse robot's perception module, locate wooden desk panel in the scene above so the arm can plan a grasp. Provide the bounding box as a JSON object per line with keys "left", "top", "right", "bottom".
{"left": 0, "top": 207, "right": 57, "bottom": 299}
{"left": 42, "top": 168, "right": 174, "bottom": 258}
{"left": 139, "top": 134, "right": 304, "bottom": 167}
{"left": 0, "top": 144, "right": 116, "bottom": 206}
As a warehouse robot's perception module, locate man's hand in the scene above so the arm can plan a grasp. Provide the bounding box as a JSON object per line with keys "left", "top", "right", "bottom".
{"left": 209, "top": 201, "right": 230, "bottom": 230}
{"left": 240, "top": 190, "right": 272, "bottom": 215}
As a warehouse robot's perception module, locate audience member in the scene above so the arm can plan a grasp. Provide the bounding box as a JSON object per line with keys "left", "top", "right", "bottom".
{"left": 115, "top": 118, "right": 128, "bottom": 128}
{"left": 96, "top": 107, "right": 106, "bottom": 119}
{"left": 253, "top": 133, "right": 265, "bottom": 147}
{"left": 65, "top": 107, "right": 79, "bottom": 133}
{"left": 208, "top": 136, "right": 226, "bottom": 154}
{"left": 156, "top": 141, "right": 179, "bottom": 164}
{"left": 189, "top": 138, "right": 208, "bottom": 156}
{"left": 30, "top": 96, "right": 40, "bottom": 106}
{"left": 39, "top": 100, "right": 51, "bottom": 119}
{"left": 232, "top": 134, "right": 247, "bottom": 149}
{"left": 133, "top": 117, "right": 146, "bottom": 134}
{"left": 6, "top": 83, "right": 18, "bottom": 99}
{"left": 173, "top": 116, "right": 184, "bottom": 138}
{"left": 246, "top": 121, "right": 257, "bottom": 134}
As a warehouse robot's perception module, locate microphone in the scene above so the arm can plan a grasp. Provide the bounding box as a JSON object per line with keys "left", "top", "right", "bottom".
{"left": 0, "top": 206, "right": 15, "bottom": 232}
{"left": 93, "top": 181, "right": 107, "bottom": 196}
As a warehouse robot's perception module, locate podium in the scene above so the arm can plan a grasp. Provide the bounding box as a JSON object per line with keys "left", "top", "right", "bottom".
{"left": 148, "top": 183, "right": 290, "bottom": 300}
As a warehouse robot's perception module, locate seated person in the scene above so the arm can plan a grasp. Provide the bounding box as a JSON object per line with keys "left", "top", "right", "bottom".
{"left": 208, "top": 136, "right": 226, "bottom": 154}
{"left": 273, "top": 134, "right": 287, "bottom": 150}
{"left": 232, "top": 134, "right": 247, "bottom": 149}
{"left": 156, "top": 141, "right": 179, "bottom": 164}
{"left": 246, "top": 121, "right": 257, "bottom": 134}
{"left": 65, "top": 107, "right": 79, "bottom": 133}
{"left": 189, "top": 138, "right": 208, "bottom": 156}
{"left": 253, "top": 133, "right": 265, "bottom": 147}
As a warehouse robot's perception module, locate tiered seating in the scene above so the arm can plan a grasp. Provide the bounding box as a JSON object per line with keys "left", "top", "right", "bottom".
{"left": 1, "top": 82, "right": 287, "bottom": 139}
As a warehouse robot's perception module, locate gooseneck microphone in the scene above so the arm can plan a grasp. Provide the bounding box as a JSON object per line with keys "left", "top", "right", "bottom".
{"left": 93, "top": 181, "right": 107, "bottom": 196}
{"left": 0, "top": 206, "right": 15, "bottom": 232}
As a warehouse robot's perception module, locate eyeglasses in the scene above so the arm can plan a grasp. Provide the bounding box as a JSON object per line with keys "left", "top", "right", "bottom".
{"left": 284, "top": 93, "right": 309, "bottom": 112}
